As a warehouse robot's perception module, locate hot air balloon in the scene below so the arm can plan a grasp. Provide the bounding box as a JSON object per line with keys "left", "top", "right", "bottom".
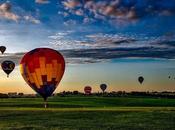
{"left": 84, "top": 86, "right": 92, "bottom": 95}
{"left": 1, "top": 60, "right": 15, "bottom": 77}
{"left": 0, "top": 46, "right": 6, "bottom": 54}
{"left": 100, "top": 84, "right": 107, "bottom": 93}
{"left": 138, "top": 76, "right": 144, "bottom": 84}
{"left": 168, "top": 76, "right": 171, "bottom": 79}
{"left": 20, "top": 48, "right": 65, "bottom": 108}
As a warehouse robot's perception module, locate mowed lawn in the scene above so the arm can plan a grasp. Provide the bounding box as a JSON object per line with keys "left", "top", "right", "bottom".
{"left": 0, "top": 96, "right": 175, "bottom": 130}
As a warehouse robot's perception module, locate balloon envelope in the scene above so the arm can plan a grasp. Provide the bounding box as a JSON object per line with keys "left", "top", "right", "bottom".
{"left": 100, "top": 84, "right": 107, "bottom": 92}
{"left": 0, "top": 46, "right": 6, "bottom": 54}
{"left": 1, "top": 60, "right": 15, "bottom": 77}
{"left": 20, "top": 48, "right": 65, "bottom": 100}
{"left": 138, "top": 76, "right": 144, "bottom": 84}
{"left": 84, "top": 86, "right": 92, "bottom": 94}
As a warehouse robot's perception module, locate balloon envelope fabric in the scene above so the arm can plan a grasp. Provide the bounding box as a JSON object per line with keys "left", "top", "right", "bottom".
{"left": 1, "top": 60, "right": 15, "bottom": 77}
{"left": 20, "top": 48, "right": 65, "bottom": 100}
{"left": 84, "top": 86, "right": 92, "bottom": 94}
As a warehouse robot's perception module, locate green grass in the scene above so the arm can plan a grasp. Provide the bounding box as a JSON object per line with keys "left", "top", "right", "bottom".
{"left": 0, "top": 96, "right": 175, "bottom": 130}
{"left": 1, "top": 96, "right": 175, "bottom": 108}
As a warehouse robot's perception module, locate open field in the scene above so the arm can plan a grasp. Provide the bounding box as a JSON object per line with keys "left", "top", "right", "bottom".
{"left": 0, "top": 97, "right": 175, "bottom": 130}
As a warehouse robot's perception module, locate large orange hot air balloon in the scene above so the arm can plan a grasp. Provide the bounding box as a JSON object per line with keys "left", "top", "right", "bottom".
{"left": 20, "top": 48, "right": 65, "bottom": 107}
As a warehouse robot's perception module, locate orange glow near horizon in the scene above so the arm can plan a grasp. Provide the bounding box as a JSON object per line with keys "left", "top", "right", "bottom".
{"left": 0, "top": 59, "right": 175, "bottom": 94}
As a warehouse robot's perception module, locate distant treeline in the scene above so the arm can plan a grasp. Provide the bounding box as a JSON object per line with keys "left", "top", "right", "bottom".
{"left": 1, "top": 91, "right": 175, "bottom": 98}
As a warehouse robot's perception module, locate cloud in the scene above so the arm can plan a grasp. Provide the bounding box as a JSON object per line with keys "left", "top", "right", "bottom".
{"left": 58, "top": 11, "right": 69, "bottom": 17}
{"left": 1, "top": 32, "right": 175, "bottom": 65}
{"left": 45, "top": 30, "right": 175, "bottom": 64}
{"left": 0, "top": 2, "right": 11, "bottom": 12}
{"left": 61, "top": 0, "right": 175, "bottom": 25}
{"left": 159, "top": 10, "right": 173, "bottom": 16}
{"left": 0, "top": 2, "right": 19, "bottom": 22}
{"left": 1, "top": 44, "right": 175, "bottom": 66}
{"left": 151, "top": 34, "right": 175, "bottom": 48}
{"left": 75, "top": 9, "right": 84, "bottom": 16}
{"left": 83, "top": 17, "right": 95, "bottom": 24}
{"left": 62, "top": 47, "right": 175, "bottom": 60}
{"left": 0, "top": 2, "right": 40, "bottom": 24}
{"left": 63, "top": 19, "right": 77, "bottom": 26}
{"left": 49, "top": 31, "right": 168, "bottom": 50}
{"left": 0, "top": 53, "right": 23, "bottom": 66}
{"left": 35, "top": 0, "right": 50, "bottom": 4}
{"left": 62, "top": 0, "right": 138, "bottom": 22}
{"left": 24, "top": 16, "right": 40, "bottom": 24}
{"left": 62, "top": 0, "right": 80, "bottom": 9}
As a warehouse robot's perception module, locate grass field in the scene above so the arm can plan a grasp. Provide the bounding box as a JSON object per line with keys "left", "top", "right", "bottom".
{"left": 0, "top": 96, "right": 175, "bottom": 130}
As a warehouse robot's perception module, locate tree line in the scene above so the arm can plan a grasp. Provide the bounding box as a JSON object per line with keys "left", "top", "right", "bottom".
{"left": 0, "top": 91, "right": 175, "bottom": 99}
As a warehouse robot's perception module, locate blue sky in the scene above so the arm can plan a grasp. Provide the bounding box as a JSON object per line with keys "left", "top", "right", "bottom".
{"left": 0, "top": 0, "right": 175, "bottom": 93}
{"left": 0, "top": 0, "right": 175, "bottom": 54}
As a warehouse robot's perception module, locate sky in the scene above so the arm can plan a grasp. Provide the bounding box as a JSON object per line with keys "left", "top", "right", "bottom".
{"left": 0, "top": 0, "right": 175, "bottom": 93}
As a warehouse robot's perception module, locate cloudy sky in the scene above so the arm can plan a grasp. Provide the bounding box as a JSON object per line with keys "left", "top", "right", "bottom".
{"left": 0, "top": 0, "right": 175, "bottom": 93}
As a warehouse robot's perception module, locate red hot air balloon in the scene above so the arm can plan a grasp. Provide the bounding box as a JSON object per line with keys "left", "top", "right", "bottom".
{"left": 20, "top": 48, "right": 65, "bottom": 108}
{"left": 1, "top": 60, "right": 15, "bottom": 77}
{"left": 0, "top": 46, "right": 6, "bottom": 54}
{"left": 84, "top": 86, "right": 92, "bottom": 95}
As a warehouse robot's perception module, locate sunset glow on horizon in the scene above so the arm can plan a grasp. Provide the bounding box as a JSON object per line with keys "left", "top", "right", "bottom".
{"left": 0, "top": 58, "right": 175, "bottom": 94}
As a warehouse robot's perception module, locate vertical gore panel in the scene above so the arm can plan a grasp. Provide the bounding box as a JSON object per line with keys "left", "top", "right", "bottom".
{"left": 39, "top": 57, "right": 46, "bottom": 75}
{"left": 56, "top": 64, "right": 61, "bottom": 81}
{"left": 31, "top": 73, "right": 40, "bottom": 89}
{"left": 52, "top": 60, "right": 57, "bottom": 78}
{"left": 35, "top": 68, "right": 43, "bottom": 86}
{"left": 46, "top": 64, "right": 52, "bottom": 82}
{"left": 26, "top": 67, "right": 34, "bottom": 83}
{"left": 19, "top": 64, "right": 24, "bottom": 74}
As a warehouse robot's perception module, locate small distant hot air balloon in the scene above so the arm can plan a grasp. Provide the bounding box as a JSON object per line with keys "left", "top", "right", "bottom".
{"left": 138, "top": 76, "right": 144, "bottom": 84}
{"left": 20, "top": 48, "right": 65, "bottom": 108}
{"left": 168, "top": 76, "right": 171, "bottom": 79}
{"left": 1, "top": 60, "right": 15, "bottom": 77}
{"left": 0, "top": 46, "right": 6, "bottom": 54}
{"left": 100, "top": 84, "right": 107, "bottom": 93}
{"left": 84, "top": 86, "right": 92, "bottom": 95}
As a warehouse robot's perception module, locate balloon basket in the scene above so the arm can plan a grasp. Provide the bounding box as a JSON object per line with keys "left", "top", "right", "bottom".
{"left": 44, "top": 99, "right": 48, "bottom": 108}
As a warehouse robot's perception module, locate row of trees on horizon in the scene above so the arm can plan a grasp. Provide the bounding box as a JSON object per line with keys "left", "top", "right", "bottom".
{"left": 0, "top": 91, "right": 175, "bottom": 98}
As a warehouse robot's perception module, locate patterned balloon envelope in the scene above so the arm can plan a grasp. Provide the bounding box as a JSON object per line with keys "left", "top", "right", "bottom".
{"left": 1, "top": 60, "right": 15, "bottom": 77}
{"left": 20, "top": 48, "right": 65, "bottom": 102}
{"left": 0, "top": 46, "right": 6, "bottom": 54}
